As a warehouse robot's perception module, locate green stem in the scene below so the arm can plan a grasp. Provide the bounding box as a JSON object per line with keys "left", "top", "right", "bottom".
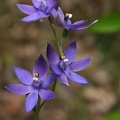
{"left": 39, "top": 100, "right": 46, "bottom": 109}
{"left": 61, "top": 29, "right": 69, "bottom": 49}
{"left": 52, "top": 79, "right": 57, "bottom": 92}
{"left": 48, "top": 17, "right": 63, "bottom": 55}
{"left": 34, "top": 98, "right": 40, "bottom": 120}
{"left": 34, "top": 98, "right": 47, "bottom": 120}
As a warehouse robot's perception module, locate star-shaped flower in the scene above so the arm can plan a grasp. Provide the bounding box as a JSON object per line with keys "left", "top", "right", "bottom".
{"left": 47, "top": 41, "right": 92, "bottom": 86}
{"left": 5, "top": 55, "right": 56, "bottom": 112}
{"left": 52, "top": 7, "right": 98, "bottom": 30}
{"left": 17, "top": 0, "right": 58, "bottom": 22}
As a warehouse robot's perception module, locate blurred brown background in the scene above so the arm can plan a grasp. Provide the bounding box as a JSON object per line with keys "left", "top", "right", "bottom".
{"left": 0, "top": 0, "right": 120, "bottom": 120}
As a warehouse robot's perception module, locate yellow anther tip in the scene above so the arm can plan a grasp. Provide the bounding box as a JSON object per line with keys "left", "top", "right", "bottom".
{"left": 34, "top": 73, "right": 39, "bottom": 77}
{"left": 65, "top": 13, "right": 69, "bottom": 17}
{"left": 60, "top": 55, "right": 65, "bottom": 59}
{"left": 65, "top": 13, "right": 72, "bottom": 18}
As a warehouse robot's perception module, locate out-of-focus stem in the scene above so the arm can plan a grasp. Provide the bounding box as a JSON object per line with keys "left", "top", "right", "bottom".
{"left": 48, "top": 17, "right": 63, "bottom": 55}
{"left": 34, "top": 98, "right": 40, "bottom": 120}
{"left": 61, "top": 29, "right": 69, "bottom": 49}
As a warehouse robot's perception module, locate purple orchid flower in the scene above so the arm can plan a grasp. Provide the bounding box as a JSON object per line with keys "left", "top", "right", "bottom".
{"left": 47, "top": 41, "right": 92, "bottom": 86}
{"left": 17, "top": 0, "right": 58, "bottom": 22}
{"left": 5, "top": 55, "right": 56, "bottom": 112}
{"left": 52, "top": 7, "right": 98, "bottom": 30}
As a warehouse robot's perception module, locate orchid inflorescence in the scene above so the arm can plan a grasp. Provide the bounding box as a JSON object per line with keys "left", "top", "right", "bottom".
{"left": 5, "top": 0, "right": 98, "bottom": 116}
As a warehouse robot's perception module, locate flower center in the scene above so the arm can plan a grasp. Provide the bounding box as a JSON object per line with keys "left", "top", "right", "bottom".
{"left": 65, "top": 13, "right": 72, "bottom": 19}
{"left": 38, "top": 0, "right": 47, "bottom": 12}
{"left": 60, "top": 55, "right": 69, "bottom": 70}
{"left": 33, "top": 73, "right": 41, "bottom": 87}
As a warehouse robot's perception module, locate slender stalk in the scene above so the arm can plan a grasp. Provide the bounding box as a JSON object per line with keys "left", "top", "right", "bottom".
{"left": 35, "top": 107, "right": 39, "bottom": 120}
{"left": 34, "top": 97, "right": 40, "bottom": 120}
{"left": 61, "top": 29, "right": 69, "bottom": 49}
{"left": 48, "top": 17, "right": 63, "bottom": 55}
{"left": 33, "top": 100, "right": 46, "bottom": 120}
{"left": 39, "top": 100, "right": 46, "bottom": 109}
{"left": 52, "top": 79, "right": 57, "bottom": 92}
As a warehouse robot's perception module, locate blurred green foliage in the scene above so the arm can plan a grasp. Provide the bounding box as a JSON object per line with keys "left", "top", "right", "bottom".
{"left": 103, "top": 110, "right": 120, "bottom": 120}
{"left": 90, "top": 12, "right": 120, "bottom": 33}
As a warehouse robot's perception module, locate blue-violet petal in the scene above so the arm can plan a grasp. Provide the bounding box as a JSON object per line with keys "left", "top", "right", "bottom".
{"left": 21, "top": 11, "right": 42, "bottom": 22}
{"left": 14, "top": 66, "right": 32, "bottom": 85}
{"left": 58, "top": 72, "right": 70, "bottom": 86}
{"left": 69, "top": 20, "right": 87, "bottom": 30}
{"left": 75, "top": 20, "right": 98, "bottom": 30}
{"left": 45, "top": 0, "right": 58, "bottom": 14}
{"left": 5, "top": 84, "right": 31, "bottom": 95}
{"left": 55, "top": 7, "right": 67, "bottom": 28}
{"left": 64, "top": 41, "right": 76, "bottom": 64}
{"left": 32, "top": 0, "right": 42, "bottom": 9}
{"left": 50, "top": 64, "right": 61, "bottom": 75}
{"left": 47, "top": 43, "right": 59, "bottom": 64}
{"left": 70, "top": 58, "right": 92, "bottom": 72}
{"left": 25, "top": 92, "right": 38, "bottom": 112}
{"left": 17, "top": 4, "right": 37, "bottom": 15}
{"left": 65, "top": 70, "right": 88, "bottom": 84}
{"left": 33, "top": 54, "right": 48, "bottom": 79}
{"left": 41, "top": 73, "right": 56, "bottom": 88}
{"left": 39, "top": 89, "right": 55, "bottom": 100}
